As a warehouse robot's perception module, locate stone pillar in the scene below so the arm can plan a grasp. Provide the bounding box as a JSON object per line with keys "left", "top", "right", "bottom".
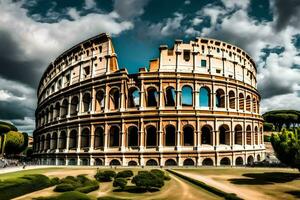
{"left": 176, "top": 117, "right": 181, "bottom": 150}
{"left": 120, "top": 80, "right": 125, "bottom": 111}
{"left": 91, "top": 87, "right": 96, "bottom": 114}
{"left": 90, "top": 125, "right": 95, "bottom": 151}
{"left": 159, "top": 79, "right": 163, "bottom": 109}
{"left": 121, "top": 120, "right": 126, "bottom": 152}
{"left": 77, "top": 125, "right": 81, "bottom": 152}
{"left": 66, "top": 129, "right": 70, "bottom": 151}
{"left": 176, "top": 78, "right": 181, "bottom": 109}
{"left": 140, "top": 79, "right": 145, "bottom": 110}
{"left": 139, "top": 118, "right": 145, "bottom": 152}
{"left": 158, "top": 117, "right": 163, "bottom": 150}
{"left": 104, "top": 123, "right": 108, "bottom": 151}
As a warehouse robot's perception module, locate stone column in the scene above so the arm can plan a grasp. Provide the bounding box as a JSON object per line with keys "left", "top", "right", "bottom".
{"left": 104, "top": 123, "right": 108, "bottom": 151}
{"left": 120, "top": 80, "right": 125, "bottom": 111}
{"left": 121, "top": 119, "right": 126, "bottom": 152}
{"left": 77, "top": 125, "right": 81, "bottom": 152}
{"left": 159, "top": 79, "right": 163, "bottom": 109}
{"left": 90, "top": 125, "right": 95, "bottom": 151}
{"left": 176, "top": 117, "right": 181, "bottom": 150}
{"left": 139, "top": 118, "right": 145, "bottom": 152}
{"left": 140, "top": 79, "right": 145, "bottom": 110}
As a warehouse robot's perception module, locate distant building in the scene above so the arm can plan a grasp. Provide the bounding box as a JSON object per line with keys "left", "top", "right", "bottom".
{"left": 33, "top": 33, "right": 265, "bottom": 166}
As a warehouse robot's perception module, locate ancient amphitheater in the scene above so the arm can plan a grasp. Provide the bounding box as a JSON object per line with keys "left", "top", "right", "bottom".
{"left": 33, "top": 33, "right": 265, "bottom": 166}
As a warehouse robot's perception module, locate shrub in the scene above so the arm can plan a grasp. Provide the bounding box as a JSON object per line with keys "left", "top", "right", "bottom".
{"left": 0, "top": 174, "right": 53, "bottom": 200}
{"left": 75, "top": 180, "right": 99, "bottom": 193}
{"left": 150, "top": 169, "right": 171, "bottom": 181}
{"left": 50, "top": 177, "right": 60, "bottom": 185}
{"left": 113, "top": 178, "right": 127, "bottom": 190}
{"left": 95, "top": 170, "right": 116, "bottom": 182}
{"left": 263, "top": 122, "right": 274, "bottom": 131}
{"left": 132, "top": 171, "right": 164, "bottom": 190}
{"left": 116, "top": 170, "right": 134, "bottom": 178}
{"left": 54, "top": 183, "right": 75, "bottom": 192}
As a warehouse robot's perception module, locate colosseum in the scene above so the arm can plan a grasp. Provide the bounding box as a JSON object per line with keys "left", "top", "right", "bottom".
{"left": 33, "top": 33, "right": 265, "bottom": 167}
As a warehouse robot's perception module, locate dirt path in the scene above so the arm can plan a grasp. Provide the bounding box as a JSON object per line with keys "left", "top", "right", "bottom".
{"left": 13, "top": 186, "right": 56, "bottom": 200}
{"left": 176, "top": 171, "right": 269, "bottom": 200}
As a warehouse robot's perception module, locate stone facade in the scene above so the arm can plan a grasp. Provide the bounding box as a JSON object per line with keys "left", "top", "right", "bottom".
{"left": 33, "top": 33, "right": 265, "bottom": 166}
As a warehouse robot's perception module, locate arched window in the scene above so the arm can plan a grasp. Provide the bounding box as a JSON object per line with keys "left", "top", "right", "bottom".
{"left": 220, "top": 157, "right": 231, "bottom": 165}
{"left": 69, "top": 130, "right": 77, "bottom": 149}
{"left": 229, "top": 91, "right": 235, "bottom": 109}
{"left": 82, "top": 93, "right": 91, "bottom": 112}
{"left": 147, "top": 87, "right": 158, "bottom": 107}
{"left": 246, "top": 95, "right": 251, "bottom": 111}
{"left": 54, "top": 103, "right": 60, "bottom": 119}
{"left": 247, "top": 155, "right": 254, "bottom": 165}
{"left": 51, "top": 132, "right": 58, "bottom": 150}
{"left": 199, "top": 87, "right": 210, "bottom": 107}
{"left": 81, "top": 128, "right": 90, "bottom": 148}
{"left": 94, "top": 127, "right": 104, "bottom": 148}
{"left": 202, "top": 158, "right": 213, "bottom": 166}
{"left": 165, "top": 159, "right": 177, "bottom": 166}
{"left": 60, "top": 99, "right": 68, "bottom": 118}
{"left": 70, "top": 96, "right": 79, "bottom": 116}
{"left": 110, "top": 126, "right": 120, "bottom": 147}
{"left": 183, "top": 125, "right": 194, "bottom": 146}
{"left": 235, "top": 157, "right": 243, "bottom": 166}
{"left": 201, "top": 125, "right": 212, "bottom": 145}
{"left": 128, "top": 88, "right": 140, "bottom": 108}
{"left": 109, "top": 88, "right": 119, "bottom": 110}
{"left": 110, "top": 159, "right": 121, "bottom": 166}
{"left": 246, "top": 125, "right": 251, "bottom": 145}
{"left": 165, "top": 87, "right": 175, "bottom": 106}
{"left": 216, "top": 89, "right": 225, "bottom": 108}
{"left": 46, "top": 134, "right": 51, "bottom": 149}
{"left": 234, "top": 125, "right": 243, "bottom": 145}
{"left": 182, "top": 85, "right": 193, "bottom": 106}
{"left": 239, "top": 93, "right": 244, "bottom": 110}
{"left": 128, "top": 126, "right": 138, "bottom": 147}
{"left": 95, "top": 90, "right": 105, "bottom": 111}
{"left": 165, "top": 125, "right": 176, "bottom": 146}
{"left": 219, "top": 124, "right": 230, "bottom": 145}
{"left": 146, "top": 126, "right": 157, "bottom": 147}
{"left": 59, "top": 131, "right": 66, "bottom": 149}
{"left": 254, "top": 126, "right": 258, "bottom": 145}
{"left": 183, "top": 158, "right": 195, "bottom": 166}
{"left": 146, "top": 159, "right": 158, "bottom": 166}
{"left": 253, "top": 98, "right": 257, "bottom": 113}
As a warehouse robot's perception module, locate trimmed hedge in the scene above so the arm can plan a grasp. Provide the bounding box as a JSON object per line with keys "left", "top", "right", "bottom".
{"left": 0, "top": 174, "right": 54, "bottom": 200}
{"left": 34, "top": 191, "right": 91, "bottom": 200}
{"left": 95, "top": 170, "right": 116, "bottom": 182}
{"left": 113, "top": 178, "right": 127, "bottom": 190}
{"left": 54, "top": 183, "right": 74, "bottom": 192}
{"left": 132, "top": 171, "right": 164, "bottom": 190}
{"left": 75, "top": 181, "right": 99, "bottom": 193}
{"left": 54, "top": 175, "right": 99, "bottom": 193}
{"left": 116, "top": 170, "right": 134, "bottom": 178}
{"left": 166, "top": 170, "right": 242, "bottom": 200}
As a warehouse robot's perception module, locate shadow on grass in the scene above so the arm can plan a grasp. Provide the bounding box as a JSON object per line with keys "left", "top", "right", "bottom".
{"left": 285, "top": 190, "right": 300, "bottom": 198}
{"left": 229, "top": 172, "right": 300, "bottom": 185}
{"left": 113, "top": 186, "right": 160, "bottom": 193}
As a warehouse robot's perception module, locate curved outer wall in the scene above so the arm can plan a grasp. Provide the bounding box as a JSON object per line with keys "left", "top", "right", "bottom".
{"left": 33, "top": 33, "right": 265, "bottom": 166}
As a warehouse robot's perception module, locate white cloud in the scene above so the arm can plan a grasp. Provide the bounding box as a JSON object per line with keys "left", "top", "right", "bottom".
{"left": 192, "top": 17, "right": 203, "bottom": 26}
{"left": 0, "top": 90, "right": 25, "bottom": 101}
{"left": 184, "top": 0, "right": 191, "bottom": 5}
{"left": 84, "top": 0, "right": 96, "bottom": 10}
{"left": 113, "top": 0, "right": 150, "bottom": 19}
{"left": 67, "top": 7, "right": 80, "bottom": 20}
{"left": 161, "top": 13, "right": 185, "bottom": 36}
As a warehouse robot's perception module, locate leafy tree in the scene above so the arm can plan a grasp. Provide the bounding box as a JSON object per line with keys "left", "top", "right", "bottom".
{"left": 113, "top": 178, "right": 127, "bottom": 190}
{"left": 5, "top": 131, "right": 25, "bottom": 155}
{"left": 263, "top": 122, "right": 274, "bottom": 131}
{"left": 271, "top": 129, "right": 300, "bottom": 170}
{"left": 0, "top": 121, "right": 18, "bottom": 157}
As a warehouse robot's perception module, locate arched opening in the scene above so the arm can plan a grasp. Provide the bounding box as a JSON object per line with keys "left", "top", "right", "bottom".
{"left": 229, "top": 91, "right": 235, "bottom": 109}
{"left": 45, "top": 108, "right": 49, "bottom": 124}
{"left": 81, "top": 128, "right": 90, "bottom": 148}
{"left": 183, "top": 125, "right": 194, "bottom": 146}
{"left": 246, "top": 95, "right": 251, "bottom": 111}
{"left": 128, "top": 88, "right": 140, "bottom": 108}
{"left": 81, "top": 158, "right": 89, "bottom": 166}
{"left": 201, "top": 125, "right": 212, "bottom": 145}
{"left": 165, "top": 86, "right": 175, "bottom": 106}
{"left": 128, "top": 160, "right": 138, "bottom": 166}
{"left": 70, "top": 96, "right": 79, "bottom": 116}
{"left": 254, "top": 126, "right": 258, "bottom": 145}
{"left": 95, "top": 90, "right": 105, "bottom": 111}
{"left": 50, "top": 158, "right": 56, "bottom": 165}
{"left": 59, "top": 131, "right": 66, "bottom": 149}
{"left": 82, "top": 93, "right": 91, "bottom": 112}
{"left": 260, "top": 127, "right": 263, "bottom": 144}
{"left": 109, "top": 88, "right": 120, "bottom": 110}
{"left": 128, "top": 126, "right": 138, "bottom": 147}
{"left": 183, "top": 158, "right": 195, "bottom": 166}
{"left": 60, "top": 99, "right": 68, "bottom": 118}
{"left": 94, "top": 127, "right": 104, "bottom": 149}
{"left": 182, "top": 85, "right": 193, "bottom": 106}
{"left": 199, "top": 87, "right": 210, "bottom": 107}
{"left": 54, "top": 102, "right": 60, "bottom": 119}
{"left": 216, "top": 89, "right": 225, "bottom": 108}
{"left": 234, "top": 125, "right": 243, "bottom": 145}
{"left": 40, "top": 135, "right": 45, "bottom": 150}
{"left": 165, "top": 125, "right": 176, "bottom": 146}
{"left": 58, "top": 158, "right": 65, "bottom": 166}
{"left": 165, "top": 159, "right": 177, "bottom": 166}
{"left": 247, "top": 155, "right": 254, "bottom": 165}
{"left": 219, "top": 124, "right": 230, "bottom": 145}
{"left": 110, "top": 126, "right": 120, "bottom": 147}
{"left": 94, "top": 158, "right": 103, "bottom": 166}
{"left": 41, "top": 111, "right": 45, "bottom": 125}
{"left": 253, "top": 98, "right": 257, "bottom": 113}
{"left": 220, "top": 157, "right": 231, "bottom": 166}
{"left": 235, "top": 157, "right": 243, "bottom": 166}
{"left": 202, "top": 158, "right": 214, "bottom": 166}
{"left": 146, "top": 126, "right": 157, "bottom": 147}
{"left": 110, "top": 159, "right": 121, "bottom": 166}
{"left": 68, "top": 158, "right": 77, "bottom": 165}
{"left": 46, "top": 134, "right": 51, "bottom": 150}
{"left": 239, "top": 93, "right": 244, "bottom": 110}
{"left": 69, "top": 130, "right": 78, "bottom": 149}
{"left": 257, "top": 154, "right": 261, "bottom": 162}
{"left": 51, "top": 132, "right": 58, "bottom": 150}
{"left": 246, "top": 125, "right": 251, "bottom": 145}
{"left": 146, "top": 159, "right": 158, "bottom": 166}
{"left": 147, "top": 87, "right": 158, "bottom": 107}
{"left": 49, "top": 106, "right": 53, "bottom": 122}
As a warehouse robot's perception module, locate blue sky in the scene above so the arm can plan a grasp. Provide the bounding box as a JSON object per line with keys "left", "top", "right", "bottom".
{"left": 0, "top": 0, "right": 299, "bottom": 134}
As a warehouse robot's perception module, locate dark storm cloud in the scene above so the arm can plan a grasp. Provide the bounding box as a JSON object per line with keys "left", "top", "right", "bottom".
{"left": 0, "top": 100, "right": 34, "bottom": 120}
{"left": 0, "top": 30, "right": 43, "bottom": 88}
{"left": 274, "top": 0, "right": 300, "bottom": 31}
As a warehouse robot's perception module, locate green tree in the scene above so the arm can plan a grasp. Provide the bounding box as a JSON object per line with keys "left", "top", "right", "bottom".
{"left": 271, "top": 129, "right": 300, "bottom": 170}
{"left": 5, "top": 131, "right": 25, "bottom": 155}
{"left": 0, "top": 124, "right": 11, "bottom": 157}
{"left": 132, "top": 171, "right": 164, "bottom": 190}
{"left": 113, "top": 178, "right": 127, "bottom": 190}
